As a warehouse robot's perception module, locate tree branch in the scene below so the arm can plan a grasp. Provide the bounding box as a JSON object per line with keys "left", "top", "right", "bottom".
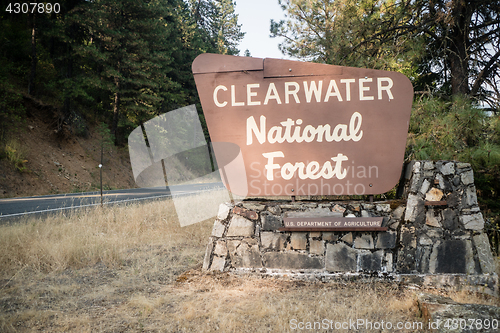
{"left": 471, "top": 48, "right": 500, "bottom": 96}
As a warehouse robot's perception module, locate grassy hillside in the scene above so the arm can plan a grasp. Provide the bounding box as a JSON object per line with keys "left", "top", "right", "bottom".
{"left": 0, "top": 93, "right": 137, "bottom": 198}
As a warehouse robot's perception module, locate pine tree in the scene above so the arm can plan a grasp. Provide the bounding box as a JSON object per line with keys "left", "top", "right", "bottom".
{"left": 272, "top": 0, "right": 500, "bottom": 108}
{"left": 72, "top": 0, "right": 174, "bottom": 143}
{"left": 190, "top": 0, "right": 245, "bottom": 55}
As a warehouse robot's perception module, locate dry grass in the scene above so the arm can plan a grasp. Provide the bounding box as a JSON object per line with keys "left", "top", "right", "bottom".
{"left": 0, "top": 199, "right": 210, "bottom": 275}
{"left": 0, "top": 199, "right": 498, "bottom": 332}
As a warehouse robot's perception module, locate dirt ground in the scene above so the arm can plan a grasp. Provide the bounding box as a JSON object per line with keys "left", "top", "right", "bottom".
{"left": 1, "top": 259, "right": 498, "bottom": 332}
{"left": 0, "top": 108, "right": 137, "bottom": 198}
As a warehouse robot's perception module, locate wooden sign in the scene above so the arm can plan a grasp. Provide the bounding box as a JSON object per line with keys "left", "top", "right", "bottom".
{"left": 279, "top": 217, "right": 386, "bottom": 232}
{"left": 192, "top": 54, "right": 413, "bottom": 197}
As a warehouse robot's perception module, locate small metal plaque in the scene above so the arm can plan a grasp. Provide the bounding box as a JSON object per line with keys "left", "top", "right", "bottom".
{"left": 279, "top": 217, "right": 386, "bottom": 231}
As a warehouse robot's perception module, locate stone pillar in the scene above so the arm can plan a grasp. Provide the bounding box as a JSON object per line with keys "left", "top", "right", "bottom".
{"left": 397, "top": 161, "right": 495, "bottom": 274}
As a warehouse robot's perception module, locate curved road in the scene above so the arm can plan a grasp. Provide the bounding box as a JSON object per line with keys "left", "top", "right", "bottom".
{"left": 0, "top": 182, "right": 225, "bottom": 221}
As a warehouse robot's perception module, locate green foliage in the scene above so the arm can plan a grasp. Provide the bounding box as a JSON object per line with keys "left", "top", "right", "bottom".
{"left": 3, "top": 139, "right": 29, "bottom": 172}
{"left": 407, "top": 96, "right": 496, "bottom": 164}
{"left": 0, "top": 0, "right": 243, "bottom": 146}
{"left": 0, "top": 67, "right": 25, "bottom": 136}
{"left": 189, "top": 0, "right": 245, "bottom": 55}
{"left": 272, "top": 0, "right": 500, "bottom": 107}
{"left": 271, "top": 0, "right": 425, "bottom": 74}
{"left": 97, "top": 122, "right": 114, "bottom": 150}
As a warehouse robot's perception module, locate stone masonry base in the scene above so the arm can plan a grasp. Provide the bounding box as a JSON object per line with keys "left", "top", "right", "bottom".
{"left": 202, "top": 161, "right": 498, "bottom": 294}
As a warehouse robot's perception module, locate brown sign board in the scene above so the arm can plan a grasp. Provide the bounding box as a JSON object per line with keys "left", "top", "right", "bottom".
{"left": 280, "top": 217, "right": 386, "bottom": 232}
{"left": 192, "top": 54, "right": 413, "bottom": 197}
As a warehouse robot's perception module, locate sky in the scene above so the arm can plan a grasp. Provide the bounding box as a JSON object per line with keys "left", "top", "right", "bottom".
{"left": 233, "top": 0, "right": 290, "bottom": 59}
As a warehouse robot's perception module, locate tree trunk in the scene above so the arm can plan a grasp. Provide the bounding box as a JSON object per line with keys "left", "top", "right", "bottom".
{"left": 62, "top": 25, "right": 75, "bottom": 127}
{"left": 28, "top": 13, "right": 37, "bottom": 96}
{"left": 112, "top": 78, "right": 121, "bottom": 145}
{"left": 449, "top": 0, "right": 470, "bottom": 96}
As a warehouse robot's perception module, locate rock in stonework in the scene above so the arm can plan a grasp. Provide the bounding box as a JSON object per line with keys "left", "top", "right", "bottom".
{"left": 465, "top": 240, "right": 476, "bottom": 274}
{"left": 376, "top": 231, "right": 397, "bottom": 249}
{"left": 465, "top": 186, "right": 478, "bottom": 206}
{"left": 211, "top": 220, "right": 226, "bottom": 237}
{"left": 232, "top": 206, "right": 259, "bottom": 220}
{"left": 388, "top": 220, "right": 400, "bottom": 230}
{"left": 410, "top": 173, "right": 421, "bottom": 193}
{"left": 226, "top": 215, "right": 254, "bottom": 237}
{"left": 260, "top": 232, "right": 285, "bottom": 251}
{"left": 263, "top": 252, "right": 322, "bottom": 269}
{"left": 261, "top": 214, "right": 282, "bottom": 231}
{"left": 429, "top": 240, "right": 468, "bottom": 274}
{"left": 202, "top": 239, "right": 214, "bottom": 270}
{"left": 427, "top": 229, "right": 443, "bottom": 239}
{"left": 446, "top": 191, "right": 462, "bottom": 209}
{"left": 213, "top": 241, "right": 228, "bottom": 257}
{"left": 416, "top": 246, "right": 433, "bottom": 273}
{"left": 288, "top": 207, "right": 342, "bottom": 217}
{"left": 289, "top": 233, "right": 307, "bottom": 250}
{"left": 354, "top": 234, "right": 374, "bottom": 249}
{"left": 441, "top": 208, "right": 457, "bottom": 231}
{"left": 332, "top": 204, "right": 346, "bottom": 213}
{"left": 405, "top": 194, "right": 424, "bottom": 222}
{"left": 473, "top": 233, "right": 496, "bottom": 274}
{"left": 425, "top": 187, "right": 444, "bottom": 202}
{"left": 419, "top": 234, "right": 433, "bottom": 246}
{"left": 280, "top": 202, "right": 317, "bottom": 209}
{"left": 392, "top": 206, "right": 405, "bottom": 220}
{"left": 400, "top": 225, "right": 417, "bottom": 248}
{"left": 459, "top": 213, "right": 485, "bottom": 230}
{"left": 461, "top": 169, "right": 474, "bottom": 185}
{"left": 416, "top": 293, "right": 500, "bottom": 333}
{"left": 266, "top": 205, "right": 281, "bottom": 215}
{"left": 451, "top": 175, "right": 461, "bottom": 188}
{"left": 423, "top": 161, "right": 434, "bottom": 170}
{"left": 420, "top": 179, "right": 431, "bottom": 195}
{"left": 309, "top": 239, "right": 325, "bottom": 255}
{"left": 435, "top": 173, "right": 445, "bottom": 190}
{"left": 349, "top": 203, "right": 361, "bottom": 212}
{"left": 358, "top": 250, "right": 383, "bottom": 271}
{"left": 361, "top": 210, "right": 371, "bottom": 217}
{"left": 322, "top": 232, "right": 338, "bottom": 242}
{"left": 361, "top": 203, "right": 374, "bottom": 210}
{"left": 397, "top": 226, "right": 417, "bottom": 273}
{"left": 376, "top": 204, "right": 391, "bottom": 213}
{"left": 242, "top": 202, "right": 266, "bottom": 211}
{"left": 217, "top": 203, "right": 231, "bottom": 220}
{"left": 341, "top": 232, "right": 353, "bottom": 245}
{"left": 412, "top": 161, "right": 421, "bottom": 174}
{"left": 425, "top": 209, "right": 442, "bottom": 227}
{"left": 384, "top": 253, "right": 393, "bottom": 272}
{"left": 227, "top": 239, "right": 261, "bottom": 268}
{"left": 326, "top": 243, "right": 358, "bottom": 272}
{"left": 210, "top": 256, "right": 226, "bottom": 271}
{"left": 440, "top": 162, "right": 455, "bottom": 176}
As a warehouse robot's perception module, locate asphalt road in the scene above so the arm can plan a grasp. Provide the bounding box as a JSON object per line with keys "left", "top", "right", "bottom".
{"left": 0, "top": 182, "right": 225, "bottom": 221}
